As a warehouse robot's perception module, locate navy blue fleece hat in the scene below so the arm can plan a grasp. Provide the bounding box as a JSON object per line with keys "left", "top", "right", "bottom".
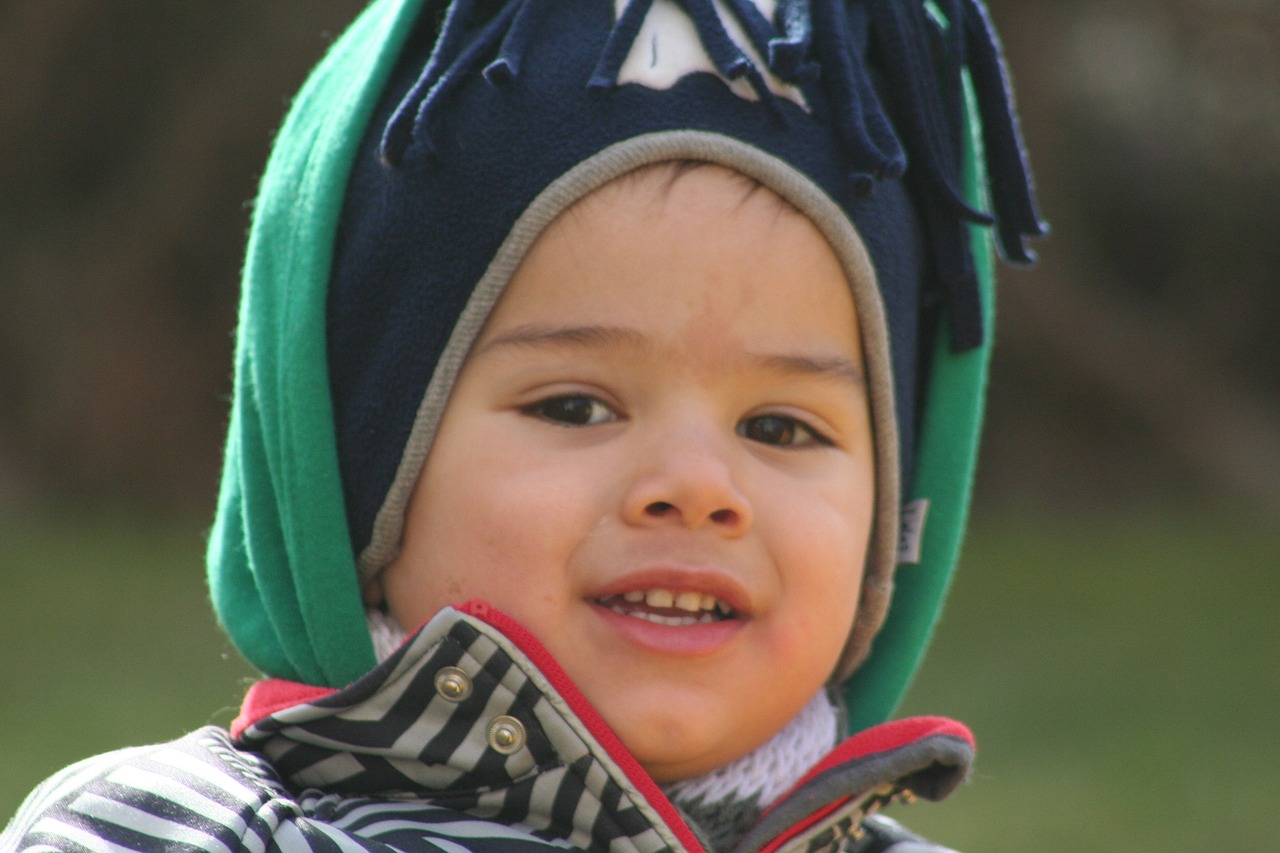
{"left": 327, "top": 0, "right": 1043, "bottom": 685}
{"left": 210, "top": 0, "right": 1042, "bottom": 723}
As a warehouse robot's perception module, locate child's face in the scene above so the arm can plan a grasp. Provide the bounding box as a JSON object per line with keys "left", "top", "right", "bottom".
{"left": 374, "top": 164, "right": 874, "bottom": 782}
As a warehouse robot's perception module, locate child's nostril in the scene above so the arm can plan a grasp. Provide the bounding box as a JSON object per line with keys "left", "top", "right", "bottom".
{"left": 710, "top": 509, "right": 738, "bottom": 525}
{"left": 646, "top": 501, "right": 675, "bottom": 516}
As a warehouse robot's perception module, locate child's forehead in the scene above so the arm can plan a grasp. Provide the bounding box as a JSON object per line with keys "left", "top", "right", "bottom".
{"left": 478, "top": 159, "right": 859, "bottom": 367}
{"left": 502, "top": 162, "right": 842, "bottom": 308}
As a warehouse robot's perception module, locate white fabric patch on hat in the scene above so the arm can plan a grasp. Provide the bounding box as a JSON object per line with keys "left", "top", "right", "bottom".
{"left": 615, "top": 0, "right": 809, "bottom": 109}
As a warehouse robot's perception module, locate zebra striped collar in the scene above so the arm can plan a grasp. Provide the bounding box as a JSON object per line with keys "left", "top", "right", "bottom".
{"left": 232, "top": 603, "right": 974, "bottom": 853}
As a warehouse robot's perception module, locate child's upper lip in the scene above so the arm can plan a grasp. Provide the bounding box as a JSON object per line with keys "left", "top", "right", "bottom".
{"left": 589, "top": 566, "right": 753, "bottom": 617}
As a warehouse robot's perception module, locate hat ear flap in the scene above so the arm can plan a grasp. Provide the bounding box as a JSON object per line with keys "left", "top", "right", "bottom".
{"left": 207, "top": 0, "right": 428, "bottom": 687}
{"left": 843, "top": 55, "right": 996, "bottom": 733}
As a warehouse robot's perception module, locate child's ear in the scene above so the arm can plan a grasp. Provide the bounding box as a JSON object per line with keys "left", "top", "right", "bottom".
{"left": 362, "top": 576, "right": 387, "bottom": 607}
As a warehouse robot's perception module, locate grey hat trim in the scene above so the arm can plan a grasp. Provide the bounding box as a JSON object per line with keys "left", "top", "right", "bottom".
{"left": 356, "top": 130, "right": 899, "bottom": 679}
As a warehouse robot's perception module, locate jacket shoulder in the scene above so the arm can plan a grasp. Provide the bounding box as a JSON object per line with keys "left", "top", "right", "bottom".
{"left": 2, "top": 726, "right": 290, "bottom": 852}
{"left": 3, "top": 725, "right": 590, "bottom": 853}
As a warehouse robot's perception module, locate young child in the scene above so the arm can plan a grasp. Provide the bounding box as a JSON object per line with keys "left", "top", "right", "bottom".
{"left": 4, "top": 1, "right": 1043, "bottom": 851}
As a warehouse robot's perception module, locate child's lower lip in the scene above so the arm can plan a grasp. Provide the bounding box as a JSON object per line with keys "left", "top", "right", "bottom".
{"left": 590, "top": 602, "right": 744, "bottom": 655}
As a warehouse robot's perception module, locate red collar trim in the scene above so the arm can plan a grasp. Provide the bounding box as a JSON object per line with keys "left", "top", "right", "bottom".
{"left": 757, "top": 799, "right": 848, "bottom": 853}
{"left": 231, "top": 679, "right": 337, "bottom": 740}
{"left": 795, "top": 716, "right": 974, "bottom": 787}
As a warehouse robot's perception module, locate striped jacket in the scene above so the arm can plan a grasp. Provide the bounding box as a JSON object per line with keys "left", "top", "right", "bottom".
{"left": 4, "top": 604, "right": 973, "bottom": 853}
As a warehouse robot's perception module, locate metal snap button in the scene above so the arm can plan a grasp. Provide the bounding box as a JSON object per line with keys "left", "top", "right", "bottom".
{"left": 434, "top": 666, "right": 472, "bottom": 702}
{"left": 487, "top": 715, "right": 526, "bottom": 754}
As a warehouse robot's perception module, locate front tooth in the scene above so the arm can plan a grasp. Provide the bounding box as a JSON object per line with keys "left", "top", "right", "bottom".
{"left": 674, "top": 591, "right": 702, "bottom": 613}
{"left": 623, "top": 590, "right": 646, "bottom": 603}
{"left": 700, "top": 593, "right": 717, "bottom": 612}
{"left": 646, "top": 589, "right": 674, "bottom": 608}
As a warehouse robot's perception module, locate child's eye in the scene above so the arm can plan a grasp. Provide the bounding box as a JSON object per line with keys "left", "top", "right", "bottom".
{"left": 737, "top": 414, "right": 830, "bottom": 448}
{"left": 523, "top": 395, "right": 617, "bottom": 426}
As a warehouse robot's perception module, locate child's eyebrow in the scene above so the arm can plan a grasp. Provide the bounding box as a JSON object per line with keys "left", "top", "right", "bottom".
{"left": 478, "top": 323, "right": 650, "bottom": 354}
{"left": 750, "top": 352, "right": 865, "bottom": 389}
{"left": 479, "top": 322, "right": 863, "bottom": 388}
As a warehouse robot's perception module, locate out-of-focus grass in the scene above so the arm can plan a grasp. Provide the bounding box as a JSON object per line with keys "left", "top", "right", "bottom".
{"left": 2, "top": 512, "right": 1277, "bottom": 850}
{"left": 0, "top": 514, "right": 257, "bottom": 820}
{"left": 894, "top": 512, "right": 1280, "bottom": 851}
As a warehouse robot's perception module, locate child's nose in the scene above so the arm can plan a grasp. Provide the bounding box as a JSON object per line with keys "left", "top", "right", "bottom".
{"left": 621, "top": 427, "right": 752, "bottom": 534}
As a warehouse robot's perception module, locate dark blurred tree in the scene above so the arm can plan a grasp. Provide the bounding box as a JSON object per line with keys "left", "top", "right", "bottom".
{"left": 982, "top": 0, "right": 1280, "bottom": 516}
{"left": 0, "top": 1, "right": 364, "bottom": 512}
{"left": 1, "top": 0, "right": 1277, "bottom": 519}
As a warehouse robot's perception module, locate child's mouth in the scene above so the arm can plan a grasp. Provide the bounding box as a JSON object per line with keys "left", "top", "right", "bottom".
{"left": 594, "top": 588, "right": 735, "bottom": 626}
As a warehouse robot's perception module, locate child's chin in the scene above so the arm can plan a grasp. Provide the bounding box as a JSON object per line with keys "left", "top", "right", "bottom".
{"left": 633, "top": 736, "right": 761, "bottom": 785}
{"left": 600, "top": 697, "right": 776, "bottom": 784}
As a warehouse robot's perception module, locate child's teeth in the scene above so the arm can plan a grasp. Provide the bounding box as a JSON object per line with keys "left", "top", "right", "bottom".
{"left": 626, "top": 611, "right": 719, "bottom": 626}
{"left": 674, "top": 591, "right": 702, "bottom": 612}
{"left": 608, "top": 588, "right": 730, "bottom": 617}
{"left": 642, "top": 613, "right": 686, "bottom": 626}
{"left": 645, "top": 589, "right": 674, "bottom": 608}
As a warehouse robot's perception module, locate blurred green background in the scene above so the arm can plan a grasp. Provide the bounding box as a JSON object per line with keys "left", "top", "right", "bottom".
{"left": 2, "top": 1, "right": 1278, "bottom": 850}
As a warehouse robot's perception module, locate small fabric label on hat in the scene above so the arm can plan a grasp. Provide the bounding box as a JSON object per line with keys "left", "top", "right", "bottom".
{"left": 897, "top": 499, "right": 931, "bottom": 565}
